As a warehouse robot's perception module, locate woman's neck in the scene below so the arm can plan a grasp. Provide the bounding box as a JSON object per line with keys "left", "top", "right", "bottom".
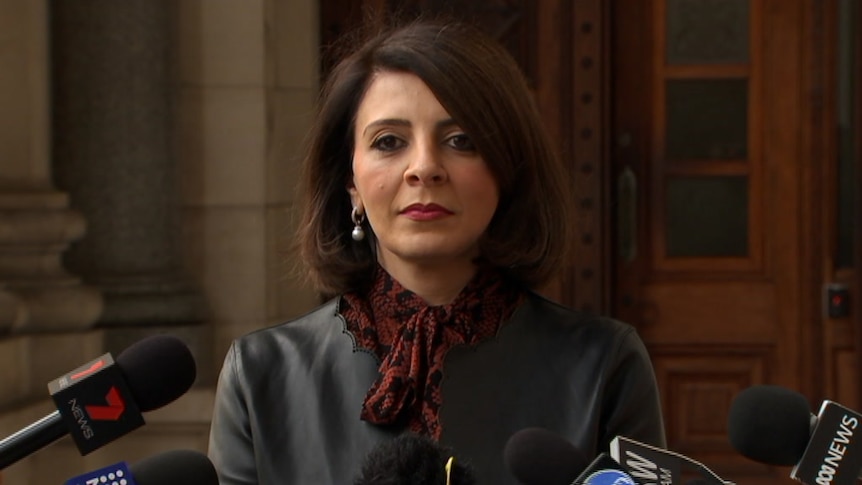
{"left": 378, "top": 258, "right": 478, "bottom": 306}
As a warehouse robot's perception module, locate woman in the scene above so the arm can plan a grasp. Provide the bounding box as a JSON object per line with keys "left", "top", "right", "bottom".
{"left": 208, "top": 19, "right": 665, "bottom": 485}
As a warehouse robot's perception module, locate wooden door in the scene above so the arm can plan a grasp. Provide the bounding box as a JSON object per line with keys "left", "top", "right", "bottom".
{"left": 610, "top": 1, "right": 852, "bottom": 484}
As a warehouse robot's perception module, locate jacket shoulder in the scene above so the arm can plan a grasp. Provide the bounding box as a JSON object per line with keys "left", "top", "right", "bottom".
{"left": 228, "top": 298, "right": 355, "bottom": 366}
{"left": 516, "top": 292, "right": 637, "bottom": 341}
{"left": 240, "top": 297, "right": 339, "bottom": 336}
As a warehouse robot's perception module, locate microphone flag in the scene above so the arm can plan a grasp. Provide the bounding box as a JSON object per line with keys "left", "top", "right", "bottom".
{"left": 48, "top": 353, "right": 144, "bottom": 454}
{"left": 64, "top": 461, "right": 136, "bottom": 485}
{"left": 791, "top": 400, "right": 862, "bottom": 485}
{"left": 610, "top": 436, "right": 734, "bottom": 485}
{"left": 574, "top": 453, "right": 639, "bottom": 485}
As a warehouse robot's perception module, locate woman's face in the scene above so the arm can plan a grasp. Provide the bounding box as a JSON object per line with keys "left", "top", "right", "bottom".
{"left": 349, "top": 71, "right": 500, "bottom": 274}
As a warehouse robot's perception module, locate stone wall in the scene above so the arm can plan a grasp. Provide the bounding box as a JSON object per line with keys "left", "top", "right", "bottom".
{"left": 0, "top": 0, "right": 320, "bottom": 482}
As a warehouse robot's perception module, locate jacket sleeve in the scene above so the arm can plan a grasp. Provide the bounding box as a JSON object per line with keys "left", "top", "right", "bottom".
{"left": 208, "top": 341, "right": 260, "bottom": 485}
{"left": 599, "top": 326, "right": 667, "bottom": 451}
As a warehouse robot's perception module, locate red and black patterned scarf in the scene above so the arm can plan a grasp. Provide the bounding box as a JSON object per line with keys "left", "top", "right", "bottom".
{"left": 340, "top": 265, "right": 524, "bottom": 439}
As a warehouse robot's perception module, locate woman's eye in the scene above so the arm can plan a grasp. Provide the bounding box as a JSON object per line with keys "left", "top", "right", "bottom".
{"left": 371, "top": 134, "right": 404, "bottom": 152}
{"left": 446, "top": 134, "right": 476, "bottom": 152}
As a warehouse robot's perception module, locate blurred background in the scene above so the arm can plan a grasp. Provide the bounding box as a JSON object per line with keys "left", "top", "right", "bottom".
{"left": 0, "top": 1, "right": 858, "bottom": 484}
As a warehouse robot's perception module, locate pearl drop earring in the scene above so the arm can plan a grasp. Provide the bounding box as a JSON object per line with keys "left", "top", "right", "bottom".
{"left": 351, "top": 207, "right": 366, "bottom": 241}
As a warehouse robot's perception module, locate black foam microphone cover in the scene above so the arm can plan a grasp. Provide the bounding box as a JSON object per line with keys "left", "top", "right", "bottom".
{"left": 727, "top": 385, "right": 812, "bottom": 466}
{"left": 503, "top": 427, "right": 588, "bottom": 485}
{"left": 131, "top": 449, "right": 218, "bottom": 485}
{"left": 354, "top": 432, "right": 476, "bottom": 485}
{"left": 116, "top": 334, "right": 197, "bottom": 411}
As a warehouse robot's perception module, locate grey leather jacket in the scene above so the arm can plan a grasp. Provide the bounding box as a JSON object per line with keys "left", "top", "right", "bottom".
{"left": 208, "top": 292, "right": 666, "bottom": 484}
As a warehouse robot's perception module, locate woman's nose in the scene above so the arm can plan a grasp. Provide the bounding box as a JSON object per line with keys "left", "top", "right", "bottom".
{"left": 404, "top": 143, "right": 448, "bottom": 185}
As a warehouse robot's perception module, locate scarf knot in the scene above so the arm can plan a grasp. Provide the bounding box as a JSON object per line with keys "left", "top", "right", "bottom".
{"left": 340, "top": 266, "right": 523, "bottom": 438}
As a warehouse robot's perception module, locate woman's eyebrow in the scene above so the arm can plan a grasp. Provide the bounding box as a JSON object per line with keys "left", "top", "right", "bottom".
{"left": 362, "top": 118, "right": 410, "bottom": 136}
{"left": 362, "top": 118, "right": 460, "bottom": 137}
{"left": 435, "top": 118, "right": 459, "bottom": 131}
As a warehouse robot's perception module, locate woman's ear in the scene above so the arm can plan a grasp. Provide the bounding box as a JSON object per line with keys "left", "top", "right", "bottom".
{"left": 347, "top": 180, "right": 361, "bottom": 210}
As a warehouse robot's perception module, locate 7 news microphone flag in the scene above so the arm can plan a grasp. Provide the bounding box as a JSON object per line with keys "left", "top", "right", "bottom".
{"left": 48, "top": 352, "right": 144, "bottom": 455}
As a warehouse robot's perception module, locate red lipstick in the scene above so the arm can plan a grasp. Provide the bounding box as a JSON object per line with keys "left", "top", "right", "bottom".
{"left": 400, "top": 203, "right": 453, "bottom": 221}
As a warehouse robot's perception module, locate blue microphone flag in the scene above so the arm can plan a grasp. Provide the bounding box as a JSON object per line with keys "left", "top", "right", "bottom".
{"left": 64, "top": 461, "right": 136, "bottom": 485}
{"left": 574, "top": 453, "right": 639, "bottom": 485}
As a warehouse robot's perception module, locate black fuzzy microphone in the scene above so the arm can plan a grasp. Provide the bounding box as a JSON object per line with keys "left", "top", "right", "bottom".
{"left": 354, "top": 432, "right": 476, "bottom": 485}
{"left": 727, "top": 384, "right": 813, "bottom": 467}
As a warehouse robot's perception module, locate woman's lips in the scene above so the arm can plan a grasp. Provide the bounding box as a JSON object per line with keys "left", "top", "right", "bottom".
{"left": 400, "top": 203, "right": 453, "bottom": 221}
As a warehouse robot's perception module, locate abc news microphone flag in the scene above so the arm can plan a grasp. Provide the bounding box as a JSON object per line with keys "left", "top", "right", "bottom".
{"left": 791, "top": 400, "right": 862, "bottom": 485}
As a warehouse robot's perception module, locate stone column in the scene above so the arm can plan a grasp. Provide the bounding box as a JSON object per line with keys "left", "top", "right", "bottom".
{"left": 0, "top": 0, "right": 102, "bottom": 333}
{"left": 51, "top": 0, "right": 205, "bottom": 326}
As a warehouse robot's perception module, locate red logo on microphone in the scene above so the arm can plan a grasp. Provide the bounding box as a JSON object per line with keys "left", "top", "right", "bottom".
{"left": 85, "top": 387, "right": 126, "bottom": 420}
{"left": 70, "top": 360, "right": 106, "bottom": 381}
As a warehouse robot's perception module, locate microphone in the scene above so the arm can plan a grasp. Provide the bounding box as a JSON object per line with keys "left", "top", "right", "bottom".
{"left": 0, "top": 335, "right": 196, "bottom": 469}
{"left": 727, "top": 385, "right": 812, "bottom": 466}
{"left": 64, "top": 449, "right": 218, "bottom": 485}
{"left": 354, "top": 432, "right": 476, "bottom": 485}
{"left": 502, "top": 427, "right": 590, "bottom": 485}
{"left": 727, "top": 385, "right": 862, "bottom": 485}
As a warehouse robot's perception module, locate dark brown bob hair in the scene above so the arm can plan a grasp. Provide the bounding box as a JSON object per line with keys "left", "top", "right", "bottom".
{"left": 297, "top": 19, "right": 573, "bottom": 295}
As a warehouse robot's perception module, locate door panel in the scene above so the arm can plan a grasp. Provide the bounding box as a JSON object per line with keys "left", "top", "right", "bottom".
{"left": 612, "top": 1, "right": 820, "bottom": 483}
{"left": 611, "top": 0, "right": 858, "bottom": 483}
